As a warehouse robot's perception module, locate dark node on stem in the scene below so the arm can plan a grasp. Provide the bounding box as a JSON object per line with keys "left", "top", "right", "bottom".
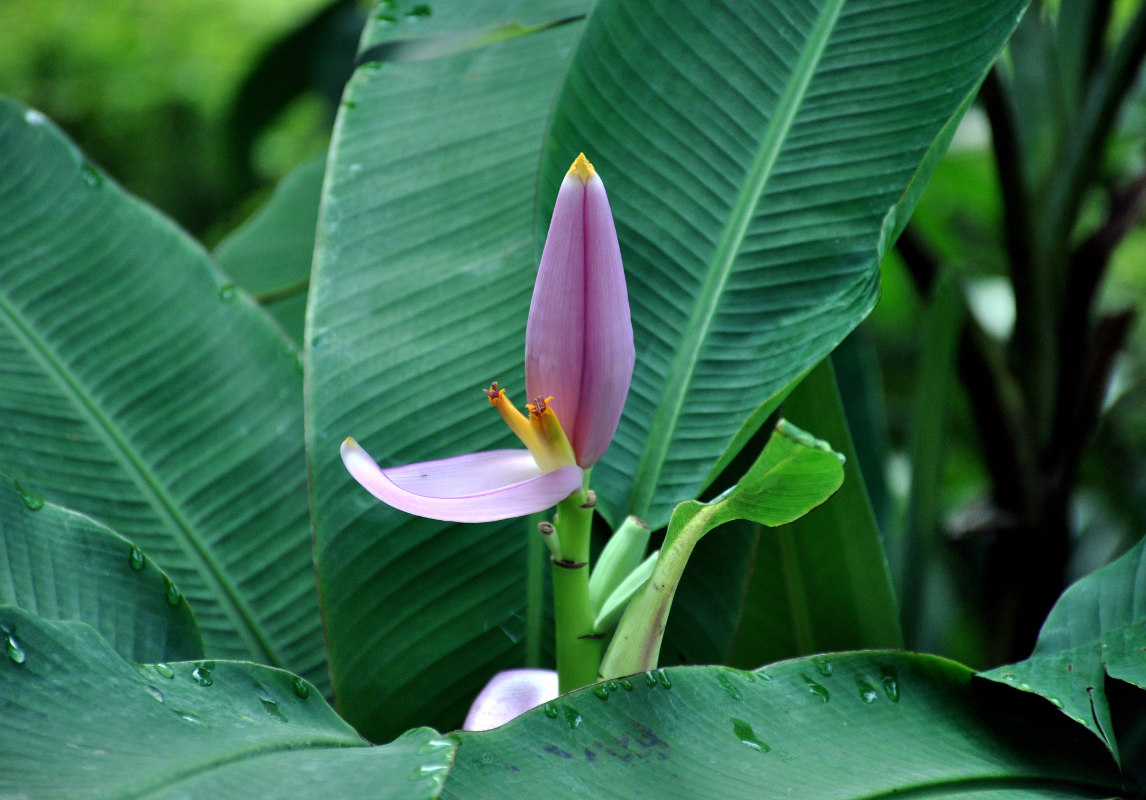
{"left": 581, "top": 490, "right": 597, "bottom": 509}
{"left": 538, "top": 521, "right": 556, "bottom": 537}
{"left": 552, "top": 558, "right": 587, "bottom": 570}
{"left": 578, "top": 633, "right": 607, "bottom": 640}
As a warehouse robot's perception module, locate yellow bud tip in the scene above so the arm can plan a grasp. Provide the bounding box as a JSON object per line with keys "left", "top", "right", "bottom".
{"left": 568, "top": 153, "right": 595, "bottom": 183}
{"left": 343, "top": 437, "right": 357, "bottom": 447}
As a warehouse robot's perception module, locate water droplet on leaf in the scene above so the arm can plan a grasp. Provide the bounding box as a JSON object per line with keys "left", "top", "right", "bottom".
{"left": 292, "top": 677, "right": 310, "bottom": 699}
{"left": 618, "top": 678, "right": 633, "bottom": 691}
{"left": 16, "top": 483, "right": 43, "bottom": 510}
{"left": 6, "top": 633, "right": 26, "bottom": 664}
{"left": 591, "top": 684, "right": 609, "bottom": 700}
{"left": 164, "top": 578, "right": 181, "bottom": 606}
{"left": 814, "top": 656, "right": 833, "bottom": 677}
{"left": 129, "top": 548, "right": 145, "bottom": 571}
{"left": 192, "top": 663, "right": 213, "bottom": 686}
{"left": 855, "top": 677, "right": 878, "bottom": 704}
{"left": 543, "top": 701, "right": 559, "bottom": 719}
{"left": 260, "top": 696, "right": 288, "bottom": 722}
{"left": 802, "top": 674, "right": 830, "bottom": 702}
{"left": 731, "top": 718, "right": 770, "bottom": 753}
{"left": 80, "top": 163, "right": 103, "bottom": 188}
{"left": 154, "top": 663, "right": 175, "bottom": 679}
{"left": 880, "top": 666, "right": 899, "bottom": 702}
{"left": 717, "top": 671, "right": 743, "bottom": 701}
{"left": 219, "top": 284, "right": 237, "bottom": 301}
{"left": 147, "top": 685, "right": 164, "bottom": 703}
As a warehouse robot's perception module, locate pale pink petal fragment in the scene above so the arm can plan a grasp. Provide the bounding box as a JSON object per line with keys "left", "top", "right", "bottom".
{"left": 525, "top": 172, "right": 586, "bottom": 446}
{"left": 341, "top": 439, "right": 583, "bottom": 523}
{"left": 574, "top": 171, "right": 635, "bottom": 467}
{"left": 463, "top": 669, "right": 559, "bottom": 731}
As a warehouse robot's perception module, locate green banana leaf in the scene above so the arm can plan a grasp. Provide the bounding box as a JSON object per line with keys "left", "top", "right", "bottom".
{"left": 603, "top": 418, "right": 847, "bottom": 678}
{"left": 447, "top": 654, "right": 1123, "bottom": 798}
{"left": 3, "top": 605, "right": 1124, "bottom": 799}
{"left": 214, "top": 154, "right": 327, "bottom": 346}
{"left": 0, "top": 607, "right": 454, "bottom": 800}
{"left": 981, "top": 538, "right": 1146, "bottom": 764}
{"left": 0, "top": 474, "right": 202, "bottom": 664}
{"left": 0, "top": 98, "right": 326, "bottom": 691}
{"left": 308, "top": 0, "right": 1027, "bottom": 738}
{"left": 729, "top": 357, "right": 902, "bottom": 669}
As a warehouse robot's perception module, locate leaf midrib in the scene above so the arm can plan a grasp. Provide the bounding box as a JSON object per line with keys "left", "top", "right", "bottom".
{"left": 626, "top": 0, "right": 847, "bottom": 519}
{"left": 0, "top": 288, "right": 276, "bottom": 665}
{"left": 114, "top": 738, "right": 374, "bottom": 800}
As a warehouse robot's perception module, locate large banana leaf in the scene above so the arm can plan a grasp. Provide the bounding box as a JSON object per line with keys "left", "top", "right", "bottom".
{"left": 0, "top": 98, "right": 326, "bottom": 690}
{"left": 308, "top": 1, "right": 590, "bottom": 741}
{"left": 729, "top": 357, "right": 902, "bottom": 669}
{"left": 447, "top": 654, "right": 1122, "bottom": 798}
{"left": 4, "top": 605, "right": 1124, "bottom": 799}
{"left": 545, "top": 0, "right": 1027, "bottom": 527}
{"left": 981, "top": 539, "right": 1146, "bottom": 764}
{"left": 0, "top": 475, "right": 202, "bottom": 664}
{"left": 214, "top": 154, "right": 327, "bottom": 347}
{"left": 0, "top": 607, "right": 454, "bottom": 800}
{"left": 308, "top": 0, "right": 1026, "bottom": 738}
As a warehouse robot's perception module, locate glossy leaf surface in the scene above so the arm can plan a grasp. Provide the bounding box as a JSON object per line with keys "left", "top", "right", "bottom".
{"left": 0, "top": 607, "right": 454, "bottom": 800}
{"left": 447, "top": 653, "right": 1122, "bottom": 798}
{"left": 0, "top": 475, "right": 202, "bottom": 664}
{"left": 215, "top": 154, "right": 326, "bottom": 346}
{"left": 981, "top": 539, "right": 1146, "bottom": 763}
{"left": 730, "top": 357, "right": 902, "bottom": 669}
{"left": 0, "top": 98, "right": 325, "bottom": 689}
{"left": 308, "top": 0, "right": 1026, "bottom": 738}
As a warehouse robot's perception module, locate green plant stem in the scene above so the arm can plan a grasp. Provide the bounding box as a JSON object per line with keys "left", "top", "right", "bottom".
{"left": 551, "top": 490, "right": 603, "bottom": 693}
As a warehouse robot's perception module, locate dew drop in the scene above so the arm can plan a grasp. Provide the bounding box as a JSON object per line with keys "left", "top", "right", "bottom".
{"left": 80, "top": 163, "right": 103, "bottom": 188}
{"left": 591, "top": 684, "right": 609, "bottom": 700}
{"left": 164, "top": 578, "right": 181, "bottom": 606}
{"left": 731, "top": 718, "right": 770, "bottom": 753}
{"left": 292, "top": 677, "right": 310, "bottom": 699}
{"left": 129, "top": 547, "right": 145, "bottom": 571}
{"left": 618, "top": 678, "right": 633, "bottom": 692}
{"left": 1048, "top": 696, "right": 1064, "bottom": 709}
{"left": 407, "top": 3, "right": 431, "bottom": 16}
{"left": 813, "top": 656, "right": 833, "bottom": 677}
{"left": 880, "top": 666, "right": 900, "bottom": 703}
{"left": 855, "top": 677, "right": 878, "bottom": 704}
{"left": 260, "top": 696, "right": 288, "bottom": 722}
{"left": 656, "top": 669, "right": 672, "bottom": 689}
{"left": 146, "top": 685, "right": 164, "bottom": 703}
{"left": 717, "top": 671, "right": 743, "bottom": 701}
{"left": 192, "top": 664, "right": 213, "bottom": 687}
{"left": 801, "top": 673, "right": 830, "bottom": 702}
{"left": 6, "top": 632, "right": 26, "bottom": 664}
{"left": 756, "top": 672, "right": 773, "bottom": 684}
{"left": 219, "top": 284, "right": 237, "bottom": 301}
{"left": 24, "top": 109, "right": 46, "bottom": 125}
{"left": 16, "top": 482, "right": 43, "bottom": 510}
{"left": 543, "top": 701, "right": 559, "bottom": 719}
{"left": 154, "top": 663, "right": 175, "bottom": 679}
{"left": 417, "top": 737, "right": 453, "bottom": 754}
{"left": 180, "top": 712, "right": 203, "bottom": 725}
{"left": 643, "top": 671, "right": 659, "bottom": 688}
{"left": 563, "top": 705, "right": 582, "bottom": 730}
{"left": 375, "top": 11, "right": 397, "bottom": 22}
